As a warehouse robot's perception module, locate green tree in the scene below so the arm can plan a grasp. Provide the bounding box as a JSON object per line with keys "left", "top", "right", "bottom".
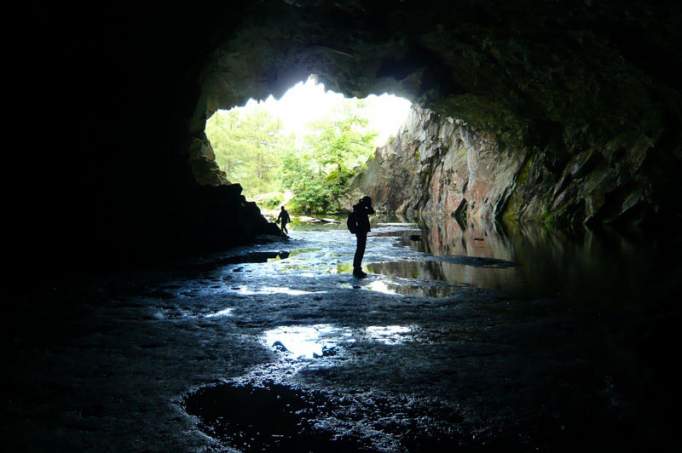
{"left": 205, "top": 109, "right": 243, "bottom": 175}
{"left": 206, "top": 97, "right": 379, "bottom": 213}
{"left": 283, "top": 103, "right": 377, "bottom": 213}
{"left": 206, "top": 105, "right": 294, "bottom": 197}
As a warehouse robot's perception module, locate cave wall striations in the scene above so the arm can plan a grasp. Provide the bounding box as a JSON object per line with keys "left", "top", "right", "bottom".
{"left": 355, "top": 104, "right": 676, "bottom": 229}
{"left": 353, "top": 107, "right": 522, "bottom": 226}
{"left": 28, "top": 1, "right": 682, "bottom": 270}
{"left": 192, "top": 0, "right": 681, "bottom": 230}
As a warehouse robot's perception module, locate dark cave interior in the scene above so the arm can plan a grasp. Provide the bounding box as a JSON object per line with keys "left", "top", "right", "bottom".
{"left": 8, "top": 1, "right": 682, "bottom": 451}
{"left": 20, "top": 0, "right": 682, "bottom": 271}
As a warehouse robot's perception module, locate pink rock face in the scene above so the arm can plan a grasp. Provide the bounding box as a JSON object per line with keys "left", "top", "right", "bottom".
{"left": 358, "top": 106, "right": 525, "bottom": 227}
{"left": 358, "top": 104, "right": 663, "bottom": 229}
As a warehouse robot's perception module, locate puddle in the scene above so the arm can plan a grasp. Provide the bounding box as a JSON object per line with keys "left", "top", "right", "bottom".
{"left": 370, "top": 229, "right": 422, "bottom": 238}
{"left": 262, "top": 325, "right": 353, "bottom": 359}
{"left": 174, "top": 220, "right": 682, "bottom": 453}
{"left": 183, "top": 380, "right": 478, "bottom": 452}
{"left": 183, "top": 383, "right": 365, "bottom": 452}
{"left": 367, "top": 260, "right": 520, "bottom": 294}
{"left": 205, "top": 307, "right": 234, "bottom": 318}
{"left": 361, "top": 277, "right": 463, "bottom": 298}
{"left": 364, "top": 280, "right": 398, "bottom": 295}
{"left": 184, "top": 322, "right": 421, "bottom": 451}
{"left": 229, "top": 286, "right": 326, "bottom": 296}
{"left": 261, "top": 324, "right": 417, "bottom": 360}
{"left": 364, "top": 325, "right": 414, "bottom": 345}
{"left": 337, "top": 273, "right": 463, "bottom": 298}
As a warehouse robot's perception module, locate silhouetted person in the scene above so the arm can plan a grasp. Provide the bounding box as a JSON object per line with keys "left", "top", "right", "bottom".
{"left": 277, "top": 206, "right": 291, "bottom": 235}
{"left": 351, "top": 196, "right": 375, "bottom": 278}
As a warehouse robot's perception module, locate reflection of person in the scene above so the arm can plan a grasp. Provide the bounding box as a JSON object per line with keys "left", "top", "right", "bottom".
{"left": 352, "top": 196, "right": 375, "bottom": 278}
{"left": 277, "top": 206, "right": 291, "bottom": 234}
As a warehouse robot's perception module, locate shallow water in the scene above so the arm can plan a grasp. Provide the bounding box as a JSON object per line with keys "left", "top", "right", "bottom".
{"left": 10, "top": 217, "right": 681, "bottom": 452}
{"left": 180, "top": 218, "right": 680, "bottom": 451}
{"left": 259, "top": 216, "right": 675, "bottom": 304}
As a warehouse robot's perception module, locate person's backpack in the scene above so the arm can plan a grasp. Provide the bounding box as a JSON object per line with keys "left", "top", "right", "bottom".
{"left": 346, "top": 211, "right": 358, "bottom": 234}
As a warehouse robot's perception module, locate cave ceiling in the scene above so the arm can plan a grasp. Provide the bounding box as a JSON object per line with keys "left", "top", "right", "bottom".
{"left": 195, "top": 0, "right": 681, "bottom": 148}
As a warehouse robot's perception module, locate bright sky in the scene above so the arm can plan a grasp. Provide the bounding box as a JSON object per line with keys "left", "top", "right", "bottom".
{"left": 237, "top": 76, "right": 412, "bottom": 146}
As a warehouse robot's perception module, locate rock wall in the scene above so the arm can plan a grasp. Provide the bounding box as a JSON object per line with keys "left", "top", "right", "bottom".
{"left": 353, "top": 107, "right": 519, "bottom": 225}
{"left": 195, "top": 0, "right": 681, "bottom": 230}
{"left": 355, "top": 105, "right": 679, "bottom": 229}
{"left": 22, "top": 0, "right": 682, "bottom": 275}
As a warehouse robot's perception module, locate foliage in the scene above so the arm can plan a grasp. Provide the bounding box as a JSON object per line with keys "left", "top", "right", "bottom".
{"left": 284, "top": 108, "right": 377, "bottom": 213}
{"left": 253, "top": 192, "right": 284, "bottom": 209}
{"left": 206, "top": 105, "right": 294, "bottom": 197}
{"left": 206, "top": 99, "right": 378, "bottom": 213}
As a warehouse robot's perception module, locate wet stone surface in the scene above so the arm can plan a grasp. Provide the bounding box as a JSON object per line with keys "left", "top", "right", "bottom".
{"left": 184, "top": 383, "right": 368, "bottom": 452}
{"left": 183, "top": 380, "right": 483, "bottom": 452}
{"left": 8, "top": 219, "right": 682, "bottom": 451}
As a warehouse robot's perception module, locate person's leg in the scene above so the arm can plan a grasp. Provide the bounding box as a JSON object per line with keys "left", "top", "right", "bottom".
{"left": 283, "top": 223, "right": 288, "bottom": 234}
{"left": 353, "top": 233, "right": 367, "bottom": 275}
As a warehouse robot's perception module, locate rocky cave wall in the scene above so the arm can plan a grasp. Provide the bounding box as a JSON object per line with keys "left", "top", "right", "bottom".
{"left": 23, "top": 1, "right": 285, "bottom": 271}
{"left": 354, "top": 102, "right": 677, "bottom": 229}
{"left": 23, "top": 0, "right": 682, "bottom": 274}
{"left": 194, "top": 0, "right": 682, "bottom": 230}
{"left": 352, "top": 107, "right": 514, "bottom": 226}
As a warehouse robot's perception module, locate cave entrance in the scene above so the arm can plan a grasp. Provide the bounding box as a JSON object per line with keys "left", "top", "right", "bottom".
{"left": 204, "top": 75, "right": 411, "bottom": 217}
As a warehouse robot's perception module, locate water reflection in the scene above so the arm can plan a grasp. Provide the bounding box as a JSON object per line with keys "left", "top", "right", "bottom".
{"left": 262, "top": 324, "right": 418, "bottom": 358}
{"left": 368, "top": 260, "right": 517, "bottom": 293}
{"left": 230, "top": 286, "right": 326, "bottom": 296}
{"left": 413, "top": 216, "right": 513, "bottom": 261}
{"left": 262, "top": 325, "right": 352, "bottom": 359}
{"left": 362, "top": 277, "right": 463, "bottom": 298}
{"left": 205, "top": 307, "right": 234, "bottom": 318}
{"left": 365, "top": 280, "right": 398, "bottom": 295}
{"left": 288, "top": 247, "right": 322, "bottom": 257}
{"left": 364, "top": 325, "right": 413, "bottom": 344}
{"left": 379, "top": 214, "right": 678, "bottom": 304}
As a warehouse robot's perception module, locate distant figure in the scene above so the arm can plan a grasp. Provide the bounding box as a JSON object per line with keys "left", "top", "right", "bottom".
{"left": 349, "top": 196, "right": 375, "bottom": 278}
{"left": 277, "top": 206, "right": 291, "bottom": 235}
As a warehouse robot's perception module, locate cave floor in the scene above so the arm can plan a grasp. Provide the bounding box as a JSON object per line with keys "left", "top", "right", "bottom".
{"left": 5, "top": 222, "right": 681, "bottom": 452}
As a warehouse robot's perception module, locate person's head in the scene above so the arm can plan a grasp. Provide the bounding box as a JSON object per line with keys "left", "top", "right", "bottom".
{"left": 361, "top": 196, "right": 372, "bottom": 207}
{"left": 281, "top": 206, "right": 285, "bottom": 211}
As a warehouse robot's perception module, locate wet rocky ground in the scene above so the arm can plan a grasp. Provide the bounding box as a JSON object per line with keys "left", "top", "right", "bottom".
{"left": 4, "top": 220, "right": 682, "bottom": 451}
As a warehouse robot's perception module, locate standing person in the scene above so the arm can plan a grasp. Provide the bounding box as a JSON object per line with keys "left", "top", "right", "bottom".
{"left": 277, "top": 205, "right": 291, "bottom": 235}
{"left": 350, "top": 196, "right": 375, "bottom": 278}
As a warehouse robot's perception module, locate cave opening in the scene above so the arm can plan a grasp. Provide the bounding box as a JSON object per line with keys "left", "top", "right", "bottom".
{"left": 15, "top": 1, "right": 682, "bottom": 452}
{"left": 203, "top": 75, "right": 411, "bottom": 218}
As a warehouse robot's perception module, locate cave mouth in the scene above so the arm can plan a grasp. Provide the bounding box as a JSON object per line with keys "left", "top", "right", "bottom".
{"left": 203, "top": 75, "right": 411, "bottom": 216}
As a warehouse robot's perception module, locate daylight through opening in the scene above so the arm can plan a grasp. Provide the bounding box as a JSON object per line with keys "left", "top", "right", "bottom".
{"left": 205, "top": 75, "right": 411, "bottom": 216}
